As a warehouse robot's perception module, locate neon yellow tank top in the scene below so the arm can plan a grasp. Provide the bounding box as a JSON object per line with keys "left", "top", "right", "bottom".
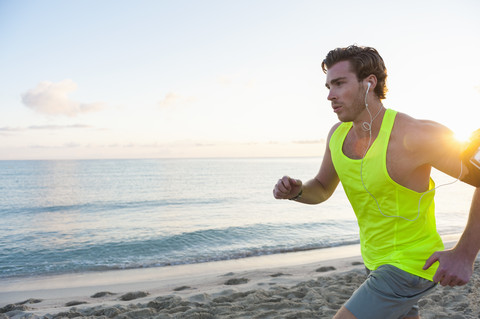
{"left": 329, "top": 109, "right": 444, "bottom": 280}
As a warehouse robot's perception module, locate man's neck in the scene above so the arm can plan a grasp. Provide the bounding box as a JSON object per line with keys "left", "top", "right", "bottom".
{"left": 352, "top": 104, "right": 385, "bottom": 138}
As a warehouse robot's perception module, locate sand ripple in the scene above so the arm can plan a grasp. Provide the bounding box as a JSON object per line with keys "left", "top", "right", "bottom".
{"left": 2, "top": 263, "right": 479, "bottom": 318}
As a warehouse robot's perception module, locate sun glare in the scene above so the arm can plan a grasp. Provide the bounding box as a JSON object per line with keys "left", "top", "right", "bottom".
{"left": 452, "top": 125, "right": 475, "bottom": 144}
{"left": 454, "top": 131, "right": 471, "bottom": 144}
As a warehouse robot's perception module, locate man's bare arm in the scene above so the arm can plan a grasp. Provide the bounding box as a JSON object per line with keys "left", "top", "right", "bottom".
{"left": 424, "top": 187, "right": 480, "bottom": 286}
{"left": 273, "top": 124, "right": 340, "bottom": 205}
{"left": 417, "top": 120, "right": 480, "bottom": 285}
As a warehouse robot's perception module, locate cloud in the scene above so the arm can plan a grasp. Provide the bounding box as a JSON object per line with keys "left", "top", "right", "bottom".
{"left": 0, "top": 124, "right": 93, "bottom": 131}
{"left": 28, "top": 124, "right": 93, "bottom": 130}
{"left": 0, "top": 127, "right": 25, "bottom": 132}
{"left": 218, "top": 76, "right": 233, "bottom": 86}
{"left": 217, "top": 75, "right": 256, "bottom": 88}
{"left": 158, "top": 92, "right": 181, "bottom": 108}
{"left": 292, "top": 139, "right": 326, "bottom": 145}
{"left": 21, "top": 79, "right": 105, "bottom": 116}
{"left": 64, "top": 142, "right": 81, "bottom": 148}
{"left": 158, "top": 92, "right": 196, "bottom": 108}
{"left": 0, "top": 124, "right": 95, "bottom": 136}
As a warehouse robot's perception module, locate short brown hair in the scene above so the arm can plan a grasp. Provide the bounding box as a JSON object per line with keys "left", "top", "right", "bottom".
{"left": 321, "top": 45, "right": 388, "bottom": 99}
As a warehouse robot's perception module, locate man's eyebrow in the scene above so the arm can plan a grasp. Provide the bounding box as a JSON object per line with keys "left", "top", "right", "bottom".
{"left": 325, "top": 77, "right": 347, "bottom": 88}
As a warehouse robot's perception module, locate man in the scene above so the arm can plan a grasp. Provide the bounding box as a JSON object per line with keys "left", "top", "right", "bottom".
{"left": 273, "top": 45, "right": 480, "bottom": 319}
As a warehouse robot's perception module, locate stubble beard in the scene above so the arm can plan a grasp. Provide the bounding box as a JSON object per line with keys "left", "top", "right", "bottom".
{"left": 338, "top": 87, "right": 367, "bottom": 123}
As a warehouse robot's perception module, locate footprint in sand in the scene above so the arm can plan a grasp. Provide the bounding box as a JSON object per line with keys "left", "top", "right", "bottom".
{"left": 91, "top": 291, "right": 116, "bottom": 298}
{"left": 224, "top": 278, "right": 249, "bottom": 285}
{"left": 120, "top": 291, "right": 149, "bottom": 301}
{"left": 316, "top": 266, "right": 336, "bottom": 272}
{"left": 270, "top": 272, "right": 291, "bottom": 277}
{"left": 65, "top": 301, "right": 87, "bottom": 307}
{"left": 223, "top": 272, "right": 235, "bottom": 276}
{"left": 18, "top": 299, "right": 42, "bottom": 305}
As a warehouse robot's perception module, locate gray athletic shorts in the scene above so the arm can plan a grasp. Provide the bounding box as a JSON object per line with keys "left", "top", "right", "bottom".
{"left": 344, "top": 264, "right": 436, "bottom": 319}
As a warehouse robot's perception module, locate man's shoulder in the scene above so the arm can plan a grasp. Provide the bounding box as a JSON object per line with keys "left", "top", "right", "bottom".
{"left": 392, "top": 110, "right": 423, "bottom": 125}
{"left": 392, "top": 111, "right": 453, "bottom": 154}
{"left": 327, "top": 121, "right": 344, "bottom": 138}
{"left": 393, "top": 111, "right": 446, "bottom": 136}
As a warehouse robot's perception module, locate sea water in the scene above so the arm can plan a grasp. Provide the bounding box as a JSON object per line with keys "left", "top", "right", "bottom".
{"left": 0, "top": 158, "right": 473, "bottom": 279}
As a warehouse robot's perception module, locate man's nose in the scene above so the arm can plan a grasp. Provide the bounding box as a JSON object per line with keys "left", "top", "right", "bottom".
{"left": 327, "top": 90, "right": 336, "bottom": 101}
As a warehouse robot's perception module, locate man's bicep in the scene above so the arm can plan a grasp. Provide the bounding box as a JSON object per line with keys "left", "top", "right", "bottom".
{"left": 421, "top": 121, "right": 471, "bottom": 184}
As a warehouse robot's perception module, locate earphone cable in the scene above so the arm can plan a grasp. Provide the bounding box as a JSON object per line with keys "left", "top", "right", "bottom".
{"left": 360, "top": 98, "right": 462, "bottom": 222}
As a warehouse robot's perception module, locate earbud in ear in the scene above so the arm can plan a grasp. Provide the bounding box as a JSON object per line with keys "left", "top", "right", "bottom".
{"left": 365, "top": 82, "right": 371, "bottom": 108}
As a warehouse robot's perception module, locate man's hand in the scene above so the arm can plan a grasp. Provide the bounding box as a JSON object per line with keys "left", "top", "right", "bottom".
{"left": 273, "top": 176, "right": 302, "bottom": 200}
{"left": 423, "top": 248, "right": 474, "bottom": 286}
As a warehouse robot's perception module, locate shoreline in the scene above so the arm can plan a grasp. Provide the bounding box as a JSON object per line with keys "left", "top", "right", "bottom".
{"left": 3, "top": 234, "right": 480, "bottom": 318}
{"left": 1, "top": 243, "right": 363, "bottom": 305}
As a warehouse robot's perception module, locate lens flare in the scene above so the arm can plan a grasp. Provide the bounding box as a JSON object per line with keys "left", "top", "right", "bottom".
{"left": 453, "top": 128, "right": 473, "bottom": 144}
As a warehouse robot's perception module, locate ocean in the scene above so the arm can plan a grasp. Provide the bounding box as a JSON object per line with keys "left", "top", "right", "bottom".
{"left": 0, "top": 158, "right": 473, "bottom": 280}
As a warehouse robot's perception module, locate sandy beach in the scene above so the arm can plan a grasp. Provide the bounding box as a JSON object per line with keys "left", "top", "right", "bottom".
{"left": 1, "top": 237, "right": 479, "bottom": 319}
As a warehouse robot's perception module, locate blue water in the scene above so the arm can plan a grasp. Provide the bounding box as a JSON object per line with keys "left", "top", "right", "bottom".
{"left": 0, "top": 158, "right": 473, "bottom": 279}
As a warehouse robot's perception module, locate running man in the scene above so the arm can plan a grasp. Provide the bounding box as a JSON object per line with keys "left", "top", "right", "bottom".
{"left": 273, "top": 45, "right": 480, "bottom": 319}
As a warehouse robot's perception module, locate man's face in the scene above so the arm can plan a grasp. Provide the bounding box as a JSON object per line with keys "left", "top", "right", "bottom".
{"left": 325, "top": 60, "right": 365, "bottom": 122}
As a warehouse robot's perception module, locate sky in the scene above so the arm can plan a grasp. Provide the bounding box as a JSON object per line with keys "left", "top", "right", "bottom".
{"left": 1, "top": 0, "right": 479, "bottom": 160}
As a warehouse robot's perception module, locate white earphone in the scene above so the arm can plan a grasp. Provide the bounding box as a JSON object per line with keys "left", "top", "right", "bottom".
{"left": 359, "top": 79, "right": 462, "bottom": 222}
{"left": 364, "top": 82, "right": 371, "bottom": 108}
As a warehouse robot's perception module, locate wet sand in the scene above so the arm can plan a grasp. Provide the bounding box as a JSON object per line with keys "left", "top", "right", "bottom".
{"left": 1, "top": 237, "right": 479, "bottom": 318}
